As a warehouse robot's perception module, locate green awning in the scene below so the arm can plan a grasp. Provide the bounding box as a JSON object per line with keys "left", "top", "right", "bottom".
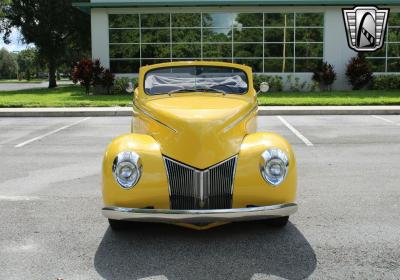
{"left": 73, "top": 0, "right": 399, "bottom": 13}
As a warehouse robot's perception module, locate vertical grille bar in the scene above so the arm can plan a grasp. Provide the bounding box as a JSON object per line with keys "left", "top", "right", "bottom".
{"left": 206, "top": 157, "right": 237, "bottom": 209}
{"left": 164, "top": 156, "right": 237, "bottom": 210}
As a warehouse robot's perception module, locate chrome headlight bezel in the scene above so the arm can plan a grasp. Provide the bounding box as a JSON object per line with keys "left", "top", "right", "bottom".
{"left": 260, "top": 148, "right": 289, "bottom": 186}
{"left": 112, "top": 151, "right": 142, "bottom": 189}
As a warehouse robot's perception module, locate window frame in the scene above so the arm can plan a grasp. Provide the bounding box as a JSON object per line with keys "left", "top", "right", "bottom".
{"left": 365, "top": 14, "right": 400, "bottom": 73}
{"left": 108, "top": 12, "right": 324, "bottom": 74}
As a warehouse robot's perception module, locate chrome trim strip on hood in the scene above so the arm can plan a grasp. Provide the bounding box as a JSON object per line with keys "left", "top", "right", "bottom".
{"left": 133, "top": 103, "right": 177, "bottom": 133}
{"left": 223, "top": 105, "right": 258, "bottom": 133}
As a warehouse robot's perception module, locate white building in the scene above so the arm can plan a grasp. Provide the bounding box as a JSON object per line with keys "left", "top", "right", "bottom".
{"left": 74, "top": 0, "right": 400, "bottom": 90}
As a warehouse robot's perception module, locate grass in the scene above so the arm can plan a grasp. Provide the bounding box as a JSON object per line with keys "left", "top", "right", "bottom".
{"left": 0, "top": 85, "right": 400, "bottom": 107}
{"left": 257, "top": 90, "right": 400, "bottom": 106}
{"left": 0, "top": 85, "right": 131, "bottom": 107}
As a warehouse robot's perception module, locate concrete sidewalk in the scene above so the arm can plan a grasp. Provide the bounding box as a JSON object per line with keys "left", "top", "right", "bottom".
{"left": 0, "top": 106, "right": 400, "bottom": 117}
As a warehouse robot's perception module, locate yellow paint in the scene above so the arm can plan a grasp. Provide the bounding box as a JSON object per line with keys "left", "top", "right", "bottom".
{"left": 102, "top": 61, "right": 297, "bottom": 230}
{"left": 233, "top": 132, "right": 297, "bottom": 207}
{"left": 102, "top": 133, "right": 170, "bottom": 209}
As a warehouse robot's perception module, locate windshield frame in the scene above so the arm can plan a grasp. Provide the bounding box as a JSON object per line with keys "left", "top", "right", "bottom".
{"left": 143, "top": 65, "right": 250, "bottom": 96}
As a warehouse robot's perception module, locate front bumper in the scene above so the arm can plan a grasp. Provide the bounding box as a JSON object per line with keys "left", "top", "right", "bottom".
{"left": 102, "top": 203, "right": 298, "bottom": 223}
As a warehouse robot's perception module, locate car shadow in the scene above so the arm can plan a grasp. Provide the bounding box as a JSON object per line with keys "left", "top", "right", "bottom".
{"left": 94, "top": 221, "right": 316, "bottom": 280}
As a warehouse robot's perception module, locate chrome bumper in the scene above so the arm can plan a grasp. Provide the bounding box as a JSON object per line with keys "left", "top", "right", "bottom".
{"left": 102, "top": 203, "right": 298, "bottom": 223}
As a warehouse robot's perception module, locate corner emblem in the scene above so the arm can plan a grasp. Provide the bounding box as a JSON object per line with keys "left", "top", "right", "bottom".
{"left": 342, "top": 6, "right": 390, "bottom": 52}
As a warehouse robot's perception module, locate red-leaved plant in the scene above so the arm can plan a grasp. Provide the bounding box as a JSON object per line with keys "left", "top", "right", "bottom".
{"left": 72, "top": 58, "right": 93, "bottom": 95}
{"left": 72, "top": 59, "right": 115, "bottom": 95}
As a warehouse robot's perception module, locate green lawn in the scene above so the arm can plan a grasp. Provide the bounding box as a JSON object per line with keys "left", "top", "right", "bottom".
{"left": 0, "top": 85, "right": 399, "bottom": 107}
{"left": 0, "top": 85, "right": 131, "bottom": 107}
{"left": 257, "top": 90, "right": 400, "bottom": 106}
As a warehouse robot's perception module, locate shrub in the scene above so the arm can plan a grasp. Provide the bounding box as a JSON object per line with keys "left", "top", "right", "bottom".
{"left": 372, "top": 75, "right": 400, "bottom": 90}
{"left": 92, "top": 59, "right": 105, "bottom": 86}
{"left": 112, "top": 77, "right": 131, "bottom": 94}
{"left": 72, "top": 58, "right": 115, "bottom": 95}
{"left": 253, "top": 75, "right": 283, "bottom": 92}
{"left": 312, "top": 62, "right": 336, "bottom": 90}
{"left": 309, "top": 80, "right": 319, "bottom": 92}
{"left": 102, "top": 70, "right": 115, "bottom": 94}
{"left": 112, "top": 77, "right": 139, "bottom": 95}
{"left": 72, "top": 58, "right": 93, "bottom": 95}
{"left": 286, "top": 75, "right": 308, "bottom": 92}
{"left": 345, "top": 53, "right": 373, "bottom": 90}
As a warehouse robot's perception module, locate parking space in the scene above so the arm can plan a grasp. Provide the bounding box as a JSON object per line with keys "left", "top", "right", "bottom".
{"left": 0, "top": 115, "right": 399, "bottom": 279}
{"left": 279, "top": 115, "right": 400, "bottom": 145}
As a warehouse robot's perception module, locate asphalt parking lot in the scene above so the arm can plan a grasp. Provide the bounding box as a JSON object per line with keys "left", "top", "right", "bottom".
{"left": 0, "top": 81, "right": 73, "bottom": 91}
{"left": 0, "top": 115, "right": 399, "bottom": 280}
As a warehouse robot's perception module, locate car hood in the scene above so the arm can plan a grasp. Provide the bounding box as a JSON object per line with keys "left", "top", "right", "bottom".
{"left": 140, "top": 95, "right": 255, "bottom": 169}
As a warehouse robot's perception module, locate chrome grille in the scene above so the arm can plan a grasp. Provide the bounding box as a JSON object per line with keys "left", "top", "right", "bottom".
{"left": 164, "top": 156, "right": 237, "bottom": 210}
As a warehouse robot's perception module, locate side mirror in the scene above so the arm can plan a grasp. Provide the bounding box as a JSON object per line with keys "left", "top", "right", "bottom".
{"left": 258, "top": 82, "right": 270, "bottom": 95}
{"left": 126, "top": 82, "right": 134, "bottom": 93}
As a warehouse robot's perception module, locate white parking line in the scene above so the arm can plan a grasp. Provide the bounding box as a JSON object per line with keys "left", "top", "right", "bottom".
{"left": 277, "top": 116, "right": 313, "bottom": 146}
{"left": 372, "top": 115, "right": 400, "bottom": 126}
{"left": 15, "top": 117, "right": 91, "bottom": 148}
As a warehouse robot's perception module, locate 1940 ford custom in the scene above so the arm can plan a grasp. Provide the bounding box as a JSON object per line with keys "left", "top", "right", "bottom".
{"left": 102, "top": 61, "right": 297, "bottom": 230}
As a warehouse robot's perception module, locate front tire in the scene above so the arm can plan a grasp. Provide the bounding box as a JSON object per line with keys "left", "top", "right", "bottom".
{"left": 265, "top": 216, "right": 289, "bottom": 227}
{"left": 108, "top": 219, "right": 131, "bottom": 231}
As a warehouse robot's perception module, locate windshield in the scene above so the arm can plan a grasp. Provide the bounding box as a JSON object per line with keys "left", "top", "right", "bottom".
{"left": 144, "top": 66, "right": 248, "bottom": 95}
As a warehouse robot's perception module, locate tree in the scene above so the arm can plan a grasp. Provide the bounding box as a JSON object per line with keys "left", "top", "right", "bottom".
{"left": 2, "top": 0, "right": 90, "bottom": 88}
{"left": 16, "top": 48, "right": 40, "bottom": 80}
{"left": 0, "top": 0, "right": 9, "bottom": 20}
{"left": 0, "top": 47, "right": 17, "bottom": 79}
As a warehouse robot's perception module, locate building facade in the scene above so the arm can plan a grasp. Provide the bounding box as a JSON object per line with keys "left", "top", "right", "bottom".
{"left": 74, "top": 0, "right": 400, "bottom": 90}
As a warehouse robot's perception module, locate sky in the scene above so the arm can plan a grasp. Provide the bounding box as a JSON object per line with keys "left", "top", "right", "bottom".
{"left": 0, "top": 28, "right": 33, "bottom": 52}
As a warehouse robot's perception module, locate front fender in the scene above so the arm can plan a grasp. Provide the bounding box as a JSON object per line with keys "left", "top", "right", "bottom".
{"left": 102, "top": 133, "right": 169, "bottom": 209}
{"left": 232, "top": 132, "right": 297, "bottom": 208}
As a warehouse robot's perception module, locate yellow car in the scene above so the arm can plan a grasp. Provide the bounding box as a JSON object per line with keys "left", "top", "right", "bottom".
{"left": 102, "top": 61, "right": 297, "bottom": 230}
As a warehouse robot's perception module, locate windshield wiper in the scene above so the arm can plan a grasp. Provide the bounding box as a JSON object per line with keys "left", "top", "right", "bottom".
{"left": 167, "top": 88, "right": 199, "bottom": 95}
{"left": 196, "top": 87, "right": 227, "bottom": 94}
{"left": 167, "top": 88, "right": 226, "bottom": 95}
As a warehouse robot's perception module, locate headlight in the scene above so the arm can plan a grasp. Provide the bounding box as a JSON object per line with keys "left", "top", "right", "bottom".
{"left": 260, "top": 148, "right": 289, "bottom": 186}
{"left": 112, "top": 151, "right": 142, "bottom": 189}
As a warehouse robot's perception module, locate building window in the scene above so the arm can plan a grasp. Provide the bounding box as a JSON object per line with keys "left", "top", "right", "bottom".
{"left": 108, "top": 12, "right": 324, "bottom": 73}
{"left": 365, "top": 13, "right": 400, "bottom": 72}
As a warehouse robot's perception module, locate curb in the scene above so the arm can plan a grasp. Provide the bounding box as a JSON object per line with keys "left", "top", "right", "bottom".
{"left": 0, "top": 106, "right": 400, "bottom": 117}
{"left": 0, "top": 108, "right": 131, "bottom": 117}
{"left": 257, "top": 106, "right": 400, "bottom": 115}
